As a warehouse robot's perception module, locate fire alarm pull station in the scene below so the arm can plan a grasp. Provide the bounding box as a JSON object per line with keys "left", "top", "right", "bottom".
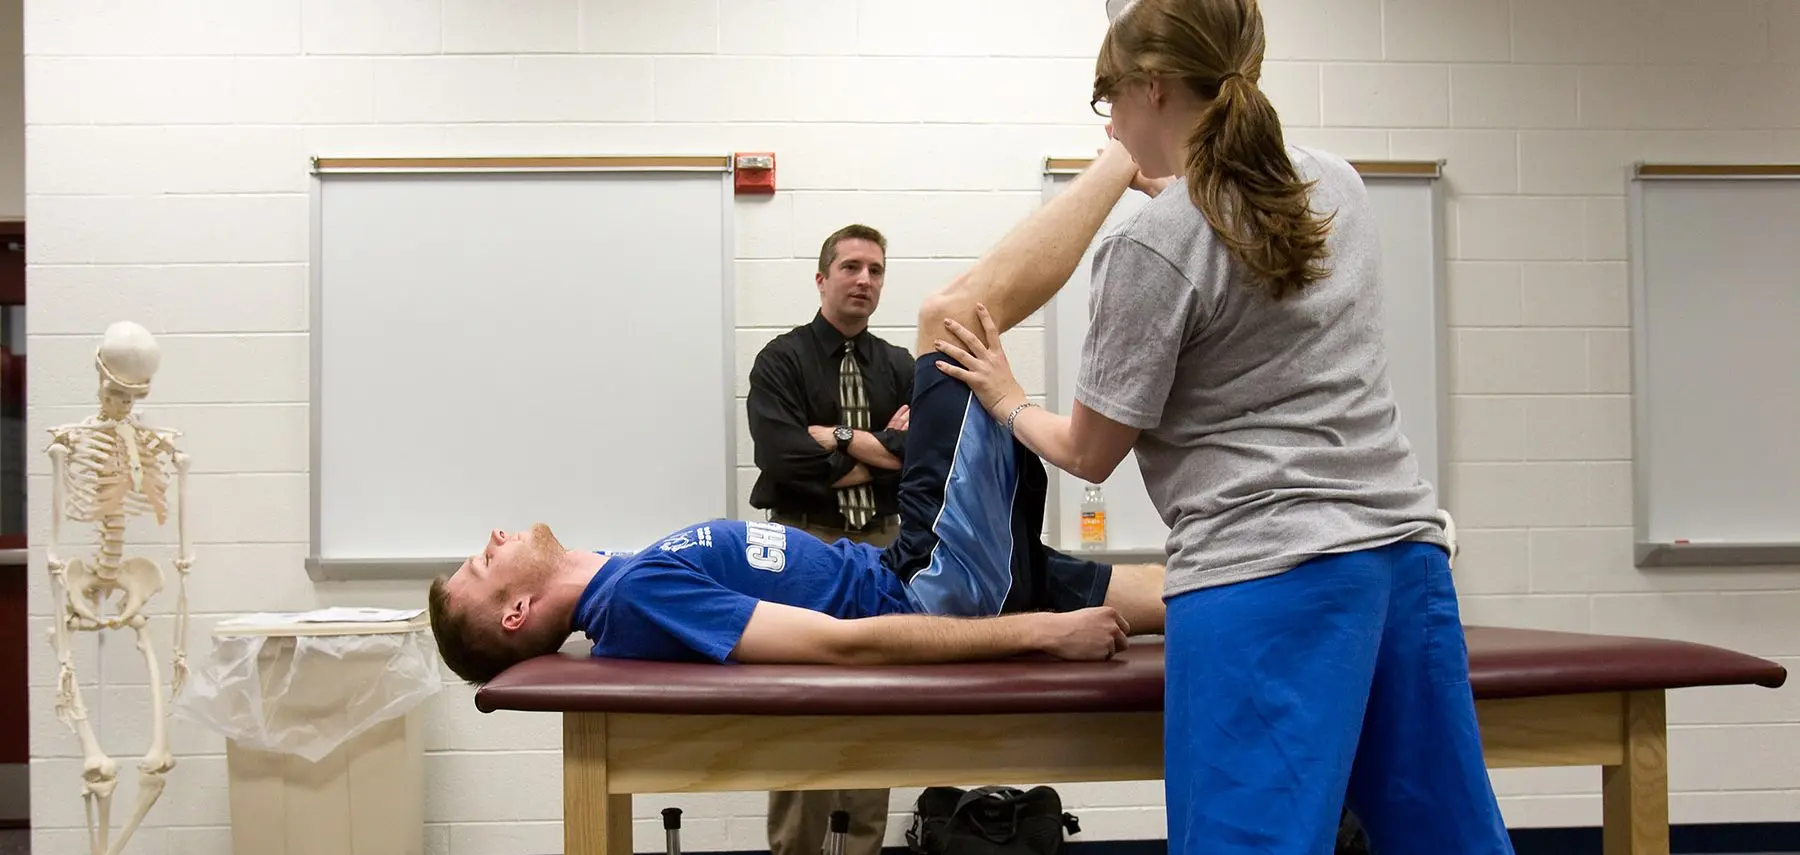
{"left": 734, "top": 152, "right": 776, "bottom": 195}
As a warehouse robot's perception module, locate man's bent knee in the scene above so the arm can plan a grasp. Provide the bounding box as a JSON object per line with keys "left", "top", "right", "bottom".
{"left": 915, "top": 286, "right": 977, "bottom": 356}
{"left": 914, "top": 273, "right": 1034, "bottom": 358}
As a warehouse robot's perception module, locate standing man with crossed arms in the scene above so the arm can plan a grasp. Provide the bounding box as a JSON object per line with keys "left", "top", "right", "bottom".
{"left": 745, "top": 223, "right": 915, "bottom": 855}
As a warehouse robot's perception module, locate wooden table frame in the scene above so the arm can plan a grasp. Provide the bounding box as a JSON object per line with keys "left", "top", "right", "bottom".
{"left": 560, "top": 688, "right": 1670, "bottom": 855}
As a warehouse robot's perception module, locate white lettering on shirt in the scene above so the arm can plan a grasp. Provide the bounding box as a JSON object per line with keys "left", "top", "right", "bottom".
{"left": 659, "top": 526, "right": 712, "bottom": 554}
{"left": 744, "top": 521, "right": 788, "bottom": 572}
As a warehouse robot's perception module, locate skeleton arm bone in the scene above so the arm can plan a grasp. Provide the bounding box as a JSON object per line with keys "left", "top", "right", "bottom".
{"left": 43, "top": 439, "right": 92, "bottom": 681}
{"left": 46, "top": 440, "right": 90, "bottom": 726}
{"left": 46, "top": 438, "right": 68, "bottom": 575}
{"left": 47, "top": 431, "right": 103, "bottom": 626}
{"left": 170, "top": 450, "right": 192, "bottom": 698}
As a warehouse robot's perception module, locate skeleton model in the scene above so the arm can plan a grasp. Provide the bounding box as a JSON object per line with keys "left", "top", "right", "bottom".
{"left": 44, "top": 321, "right": 192, "bottom": 855}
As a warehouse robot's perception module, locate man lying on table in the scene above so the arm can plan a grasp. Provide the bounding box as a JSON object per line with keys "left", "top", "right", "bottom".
{"left": 427, "top": 142, "right": 1169, "bottom": 686}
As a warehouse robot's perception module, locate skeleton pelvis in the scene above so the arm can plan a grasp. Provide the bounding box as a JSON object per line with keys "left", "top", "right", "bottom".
{"left": 63, "top": 557, "right": 164, "bottom": 624}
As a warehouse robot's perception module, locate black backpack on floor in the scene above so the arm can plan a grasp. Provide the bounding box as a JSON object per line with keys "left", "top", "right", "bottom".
{"left": 906, "top": 786, "right": 1080, "bottom": 855}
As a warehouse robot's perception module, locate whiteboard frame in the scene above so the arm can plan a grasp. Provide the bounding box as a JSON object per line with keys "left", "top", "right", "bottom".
{"left": 1039, "top": 158, "right": 1448, "bottom": 561}
{"left": 304, "top": 155, "right": 739, "bottom": 581}
{"left": 1626, "top": 161, "right": 1800, "bottom": 568}
{"left": 1370, "top": 163, "right": 1451, "bottom": 510}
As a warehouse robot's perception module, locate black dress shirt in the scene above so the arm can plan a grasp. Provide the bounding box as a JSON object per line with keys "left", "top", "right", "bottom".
{"left": 747, "top": 312, "right": 915, "bottom": 525}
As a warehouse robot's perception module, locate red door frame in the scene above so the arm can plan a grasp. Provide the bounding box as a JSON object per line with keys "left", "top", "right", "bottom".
{"left": 0, "top": 218, "right": 29, "bottom": 777}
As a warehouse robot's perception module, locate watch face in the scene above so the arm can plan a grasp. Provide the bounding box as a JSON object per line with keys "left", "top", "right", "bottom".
{"left": 835, "top": 426, "right": 854, "bottom": 442}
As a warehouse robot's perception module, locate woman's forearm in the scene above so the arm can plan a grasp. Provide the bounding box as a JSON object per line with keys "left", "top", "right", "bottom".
{"left": 1000, "top": 400, "right": 1139, "bottom": 484}
{"left": 1002, "top": 403, "right": 1082, "bottom": 476}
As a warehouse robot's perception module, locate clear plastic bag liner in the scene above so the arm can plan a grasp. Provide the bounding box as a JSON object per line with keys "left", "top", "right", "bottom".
{"left": 173, "top": 628, "right": 442, "bottom": 763}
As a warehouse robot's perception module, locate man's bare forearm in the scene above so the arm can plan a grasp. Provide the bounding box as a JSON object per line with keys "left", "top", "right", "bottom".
{"left": 846, "top": 431, "right": 900, "bottom": 470}
{"left": 833, "top": 463, "right": 872, "bottom": 487}
{"left": 730, "top": 601, "right": 1126, "bottom": 665}
{"left": 828, "top": 613, "right": 1049, "bottom": 665}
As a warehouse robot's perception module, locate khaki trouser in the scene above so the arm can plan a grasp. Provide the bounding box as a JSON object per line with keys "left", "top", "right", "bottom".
{"left": 766, "top": 512, "right": 899, "bottom": 855}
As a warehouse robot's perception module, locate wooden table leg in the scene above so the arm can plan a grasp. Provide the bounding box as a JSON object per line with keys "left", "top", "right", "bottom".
{"left": 565, "top": 713, "right": 634, "bottom": 855}
{"left": 1602, "top": 690, "right": 1670, "bottom": 855}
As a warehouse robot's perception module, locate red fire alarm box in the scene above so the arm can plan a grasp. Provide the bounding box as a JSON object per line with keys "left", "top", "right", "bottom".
{"left": 734, "top": 152, "right": 776, "bottom": 195}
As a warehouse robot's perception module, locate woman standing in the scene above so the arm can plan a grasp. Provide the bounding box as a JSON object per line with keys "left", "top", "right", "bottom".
{"left": 932, "top": 1, "right": 1514, "bottom": 852}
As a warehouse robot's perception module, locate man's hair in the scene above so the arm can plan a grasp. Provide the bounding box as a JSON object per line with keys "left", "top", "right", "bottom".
{"left": 817, "top": 224, "right": 887, "bottom": 276}
{"left": 427, "top": 575, "right": 558, "bottom": 687}
{"left": 1095, "top": 0, "right": 1334, "bottom": 301}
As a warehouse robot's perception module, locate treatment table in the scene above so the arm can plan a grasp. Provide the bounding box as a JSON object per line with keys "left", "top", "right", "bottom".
{"left": 475, "top": 626, "right": 1787, "bottom": 855}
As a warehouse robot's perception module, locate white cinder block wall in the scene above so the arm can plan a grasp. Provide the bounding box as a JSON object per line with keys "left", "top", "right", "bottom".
{"left": 21, "top": 1, "right": 1800, "bottom": 853}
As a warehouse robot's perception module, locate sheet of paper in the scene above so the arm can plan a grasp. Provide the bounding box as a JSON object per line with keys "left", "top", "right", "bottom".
{"left": 218, "top": 607, "right": 424, "bottom": 627}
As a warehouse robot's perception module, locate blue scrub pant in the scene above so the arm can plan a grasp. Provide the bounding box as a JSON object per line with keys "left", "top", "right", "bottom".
{"left": 1163, "top": 540, "right": 1516, "bottom": 855}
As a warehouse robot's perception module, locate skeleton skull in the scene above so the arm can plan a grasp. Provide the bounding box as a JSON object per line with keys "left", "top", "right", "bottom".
{"left": 95, "top": 321, "right": 160, "bottom": 420}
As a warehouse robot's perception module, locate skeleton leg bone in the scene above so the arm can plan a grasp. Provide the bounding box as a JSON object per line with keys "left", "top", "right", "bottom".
{"left": 104, "top": 614, "right": 173, "bottom": 855}
{"left": 109, "top": 772, "right": 165, "bottom": 855}
{"left": 67, "top": 625, "right": 117, "bottom": 855}
{"left": 48, "top": 623, "right": 117, "bottom": 855}
{"left": 84, "top": 777, "right": 115, "bottom": 855}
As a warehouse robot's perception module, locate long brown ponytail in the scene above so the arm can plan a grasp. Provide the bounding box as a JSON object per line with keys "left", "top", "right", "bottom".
{"left": 1097, "top": 0, "right": 1333, "bottom": 300}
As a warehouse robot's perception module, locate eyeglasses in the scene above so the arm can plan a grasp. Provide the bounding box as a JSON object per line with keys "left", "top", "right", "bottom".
{"left": 1090, "top": 70, "right": 1137, "bottom": 117}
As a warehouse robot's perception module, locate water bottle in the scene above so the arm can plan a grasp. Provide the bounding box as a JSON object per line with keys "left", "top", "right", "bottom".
{"left": 823, "top": 810, "right": 850, "bottom": 855}
{"left": 1080, "top": 483, "right": 1108, "bottom": 550}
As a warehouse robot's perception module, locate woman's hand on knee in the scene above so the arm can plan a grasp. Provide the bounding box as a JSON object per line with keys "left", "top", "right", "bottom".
{"left": 931, "top": 303, "right": 1026, "bottom": 418}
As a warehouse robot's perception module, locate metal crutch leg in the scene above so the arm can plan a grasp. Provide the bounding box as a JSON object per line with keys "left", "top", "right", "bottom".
{"left": 663, "top": 807, "right": 682, "bottom": 855}
{"left": 823, "top": 810, "right": 849, "bottom": 855}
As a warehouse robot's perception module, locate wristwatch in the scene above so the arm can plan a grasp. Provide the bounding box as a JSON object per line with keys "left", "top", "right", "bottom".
{"left": 834, "top": 425, "right": 854, "bottom": 451}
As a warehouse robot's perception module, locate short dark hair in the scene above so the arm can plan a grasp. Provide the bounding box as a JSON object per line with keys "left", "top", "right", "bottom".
{"left": 817, "top": 224, "right": 887, "bottom": 276}
{"left": 427, "top": 575, "right": 556, "bottom": 686}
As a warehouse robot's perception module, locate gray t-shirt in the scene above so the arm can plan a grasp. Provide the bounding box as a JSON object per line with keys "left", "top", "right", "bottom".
{"left": 1075, "top": 145, "right": 1447, "bottom": 598}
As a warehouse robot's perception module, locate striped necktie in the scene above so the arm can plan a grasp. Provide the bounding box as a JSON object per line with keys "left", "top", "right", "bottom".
{"left": 837, "top": 342, "right": 876, "bottom": 530}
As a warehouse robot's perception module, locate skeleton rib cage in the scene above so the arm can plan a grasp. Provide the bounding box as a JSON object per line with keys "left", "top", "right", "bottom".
{"left": 55, "top": 420, "right": 177, "bottom": 529}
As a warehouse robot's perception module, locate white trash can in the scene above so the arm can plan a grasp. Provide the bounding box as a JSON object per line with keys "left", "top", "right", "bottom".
{"left": 174, "top": 608, "right": 442, "bottom": 855}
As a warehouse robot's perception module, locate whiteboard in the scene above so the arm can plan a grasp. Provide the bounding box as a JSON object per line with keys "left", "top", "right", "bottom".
{"left": 307, "top": 157, "right": 736, "bottom": 580}
{"left": 1627, "top": 164, "right": 1800, "bottom": 567}
{"left": 1041, "top": 159, "right": 1448, "bottom": 558}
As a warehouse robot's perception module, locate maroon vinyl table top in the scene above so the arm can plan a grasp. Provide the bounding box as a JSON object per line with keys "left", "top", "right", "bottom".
{"left": 474, "top": 625, "right": 1788, "bottom": 716}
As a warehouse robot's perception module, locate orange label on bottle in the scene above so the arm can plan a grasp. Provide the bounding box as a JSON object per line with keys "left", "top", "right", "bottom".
{"left": 1080, "top": 511, "right": 1106, "bottom": 542}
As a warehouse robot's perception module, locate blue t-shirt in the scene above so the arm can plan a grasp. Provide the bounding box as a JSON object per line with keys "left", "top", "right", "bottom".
{"left": 573, "top": 519, "right": 920, "bottom": 663}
